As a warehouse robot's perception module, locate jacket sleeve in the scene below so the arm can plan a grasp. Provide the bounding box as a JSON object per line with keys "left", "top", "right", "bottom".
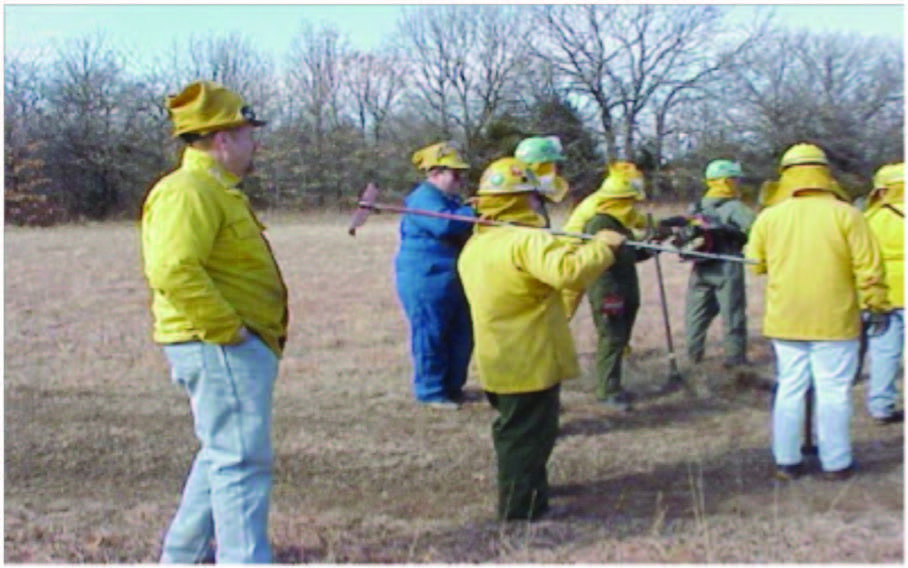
{"left": 729, "top": 201, "right": 758, "bottom": 235}
{"left": 847, "top": 209, "right": 891, "bottom": 312}
{"left": 562, "top": 194, "right": 598, "bottom": 234}
{"left": 744, "top": 212, "right": 768, "bottom": 274}
{"left": 517, "top": 231, "right": 615, "bottom": 291}
{"left": 143, "top": 185, "right": 244, "bottom": 342}
{"left": 404, "top": 186, "right": 475, "bottom": 238}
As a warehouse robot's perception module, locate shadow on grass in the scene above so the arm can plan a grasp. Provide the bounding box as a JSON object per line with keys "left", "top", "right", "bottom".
{"left": 320, "top": 434, "right": 904, "bottom": 563}
{"left": 559, "top": 396, "right": 733, "bottom": 437}
{"left": 559, "top": 377, "right": 776, "bottom": 438}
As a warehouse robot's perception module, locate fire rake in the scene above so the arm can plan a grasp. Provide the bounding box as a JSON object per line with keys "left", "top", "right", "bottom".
{"left": 348, "top": 183, "right": 757, "bottom": 265}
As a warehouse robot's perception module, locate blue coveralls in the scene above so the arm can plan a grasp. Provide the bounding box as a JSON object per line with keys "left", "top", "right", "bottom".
{"left": 394, "top": 182, "right": 475, "bottom": 403}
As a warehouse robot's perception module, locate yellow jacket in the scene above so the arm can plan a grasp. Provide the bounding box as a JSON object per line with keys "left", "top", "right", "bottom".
{"left": 864, "top": 196, "right": 904, "bottom": 308}
{"left": 458, "top": 226, "right": 615, "bottom": 394}
{"left": 746, "top": 192, "right": 888, "bottom": 340}
{"left": 141, "top": 148, "right": 289, "bottom": 356}
{"left": 563, "top": 192, "right": 604, "bottom": 234}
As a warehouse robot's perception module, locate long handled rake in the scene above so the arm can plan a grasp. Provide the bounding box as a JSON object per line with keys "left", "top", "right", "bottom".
{"left": 349, "top": 184, "right": 758, "bottom": 265}
{"left": 647, "top": 213, "right": 685, "bottom": 391}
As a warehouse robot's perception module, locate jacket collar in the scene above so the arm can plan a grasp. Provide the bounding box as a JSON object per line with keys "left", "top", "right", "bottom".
{"left": 181, "top": 147, "right": 241, "bottom": 189}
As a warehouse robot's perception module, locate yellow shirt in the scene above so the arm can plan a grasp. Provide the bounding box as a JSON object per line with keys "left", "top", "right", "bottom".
{"left": 141, "top": 148, "right": 289, "bottom": 356}
{"left": 458, "top": 226, "right": 614, "bottom": 394}
{"left": 746, "top": 192, "right": 888, "bottom": 340}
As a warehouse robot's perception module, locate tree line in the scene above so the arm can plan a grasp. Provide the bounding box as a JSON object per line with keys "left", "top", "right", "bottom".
{"left": 4, "top": 5, "right": 904, "bottom": 225}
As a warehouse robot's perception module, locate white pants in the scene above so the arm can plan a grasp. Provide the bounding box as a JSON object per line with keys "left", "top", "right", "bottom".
{"left": 772, "top": 339, "right": 858, "bottom": 472}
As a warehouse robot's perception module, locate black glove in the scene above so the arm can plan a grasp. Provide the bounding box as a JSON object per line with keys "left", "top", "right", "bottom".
{"left": 650, "top": 223, "right": 674, "bottom": 242}
{"left": 671, "top": 224, "right": 703, "bottom": 247}
{"left": 863, "top": 310, "right": 891, "bottom": 338}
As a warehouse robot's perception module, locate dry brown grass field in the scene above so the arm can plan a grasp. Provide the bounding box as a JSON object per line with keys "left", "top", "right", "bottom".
{"left": 5, "top": 208, "right": 903, "bottom": 563}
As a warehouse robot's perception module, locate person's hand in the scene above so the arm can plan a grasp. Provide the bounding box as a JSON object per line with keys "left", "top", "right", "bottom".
{"left": 647, "top": 227, "right": 672, "bottom": 244}
{"left": 863, "top": 310, "right": 891, "bottom": 338}
{"left": 650, "top": 223, "right": 674, "bottom": 242}
{"left": 593, "top": 229, "right": 626, "bottom": 251}
{"left": 631, "top": 228, "right": 647, "bottom": 241}
{"left": 229, "top": 326, "right": 251, "bottom": 345}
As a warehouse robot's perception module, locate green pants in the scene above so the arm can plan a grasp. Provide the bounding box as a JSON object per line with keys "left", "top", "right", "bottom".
{"left": 485, "top": 385, "right": 560, "bottom": 521}
{"left": 590, "top": 303, "right": 639, "bottom": 399}
{"left": 684, "top": 262, "right": 747, "bottom": 362}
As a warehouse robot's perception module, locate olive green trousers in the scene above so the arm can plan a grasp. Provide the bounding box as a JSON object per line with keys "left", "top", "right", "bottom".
{"left": 685, "top": 263, "right": 747, "bottom": 362}
{"left": 485, "top": 384, "right": 560, "bottom": 520}
{"left": 590, "top": 304, "right": 639, "bottom": 399}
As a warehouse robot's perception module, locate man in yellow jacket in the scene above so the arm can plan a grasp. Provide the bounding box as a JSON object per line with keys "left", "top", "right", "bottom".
{"left": 864, "top": 163, "right": 904, "bottom": 424}
{"left": 458, "top": 157, "right": 625, "bottom": 521}
{"left": 141, "top": 81, "right": 289, "bottom": 563}
{"left": 746, "top": 143, "right": 889, "bottom": 482}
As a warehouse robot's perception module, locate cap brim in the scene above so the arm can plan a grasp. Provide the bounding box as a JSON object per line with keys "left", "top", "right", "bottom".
{"left": 249, "top": 119, "right": 267, "bottom": 127}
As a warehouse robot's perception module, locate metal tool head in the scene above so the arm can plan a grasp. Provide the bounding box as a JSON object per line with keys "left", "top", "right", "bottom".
{"left": 348, "top": 183, "right": 381, "bottom": 236}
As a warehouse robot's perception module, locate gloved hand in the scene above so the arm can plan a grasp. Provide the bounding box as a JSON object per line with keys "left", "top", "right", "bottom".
{"left": 863, "top": 310, "right": 891, "bottom": 338}
{"left": 593, "top": 229, "right": 626, "bottom": 251}
{"left": 649, "top": 224, "right": 674, "bottom": 242}
{"left": 670, "top": 224, "right": 703, "bottom": 248}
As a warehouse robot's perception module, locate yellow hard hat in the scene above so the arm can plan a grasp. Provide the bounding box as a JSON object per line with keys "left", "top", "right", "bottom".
{"left": 476, "top": 157, "right": 540, "bottom": 195}
{"left": 780, "top": 143, "right": 828, "bottom": 169}
{"left": 166, "top": 80, "right": 266, "bottom": 138}
{"left": 597, "top": 161, "right": 646, "bottom": 200}
{"left": 411, "top": 141, "right": 469, "bottom": 172}
{"left": 873, "top": 163, "right": 904, "bottom": 189}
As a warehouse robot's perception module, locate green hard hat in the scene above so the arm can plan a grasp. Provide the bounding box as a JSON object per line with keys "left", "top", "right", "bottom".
{"left": 705, "top": 159, "right": 743, "bottom": 180}
{"left": 515, "top": 136, "right": 565, "bottom": 164}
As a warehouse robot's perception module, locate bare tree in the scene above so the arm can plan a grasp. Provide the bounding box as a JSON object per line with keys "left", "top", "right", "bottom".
{"left": 41, "top": 33, "right": 135, "bottom": 216}
{"left": 279, "top": 23, "right": 364, "bottom": 206}
{"left": 529, "top": 5, "right": 623, "bottom": 161}
{"left": 4, "top": 50, "right": 62, "bottom": 224}
{"left": 286, "top": 23, "right": 349, "bottom": 134}
{"left": 155, "top": 32, "right": 279, "bottom": 113}
{"left": 728, "top": 29, "right": 904, "bottom": 176}
{"left": 5, "top": 51, "right": 50, "bottom": 196}
{"left": 343, "top": 47, "right": 407, "bottom": 143}
{"left": 395, "top": 5, "right": 530, "bottom": 158}
{"left": 531, "top": 5, "right": 764, "bottom": 162}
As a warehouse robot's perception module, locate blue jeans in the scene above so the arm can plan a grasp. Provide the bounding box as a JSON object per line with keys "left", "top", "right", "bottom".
{"left": 772, "top": 339, "right": 858, "bottom": 472}
{"left": 160, "top": 334, "right": 278, "bottom": 564}
{"left": 867, "top": 309, "right": 904, "bottom": 418}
